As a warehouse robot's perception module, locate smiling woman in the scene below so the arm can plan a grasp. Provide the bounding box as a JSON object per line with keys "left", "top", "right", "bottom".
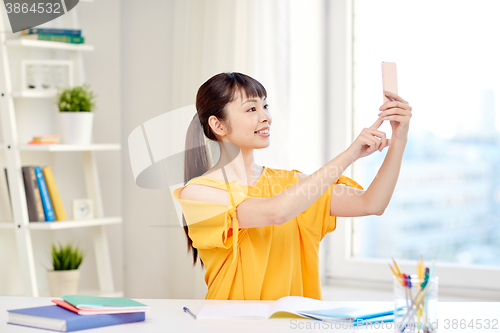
{"left": 171, "top": 72, "right": 410, "bottom": 300}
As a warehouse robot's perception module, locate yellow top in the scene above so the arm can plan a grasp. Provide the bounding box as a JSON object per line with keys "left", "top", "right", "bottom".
{"left": 172, "top": 166, "right": 363, "bottom": 300}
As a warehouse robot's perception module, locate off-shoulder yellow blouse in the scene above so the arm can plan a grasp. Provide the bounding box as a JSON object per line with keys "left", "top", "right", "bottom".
{"left": 172, "top": 166, "right": 363, "bottom": 300}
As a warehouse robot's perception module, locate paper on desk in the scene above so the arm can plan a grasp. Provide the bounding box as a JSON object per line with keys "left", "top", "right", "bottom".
{"left": 197, "top": 303, "right": 271, "bottom": 320}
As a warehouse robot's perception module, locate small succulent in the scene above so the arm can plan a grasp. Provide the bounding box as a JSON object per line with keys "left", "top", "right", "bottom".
{"left": 51, "top": 242, "right": 85, "bottom": 270}
{"left": 56, "top": 83, "right": 96, "bottom": 112}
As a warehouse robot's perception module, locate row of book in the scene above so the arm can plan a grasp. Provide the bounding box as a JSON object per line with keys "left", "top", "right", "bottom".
{"left": 20, "top": 27, "right": 84, "bottom": 44}
{"left": 4, "top": 165, "right": 67, "bottom": 222}
{"left": 7, "top": 295, "right": 149, "bottom": 332}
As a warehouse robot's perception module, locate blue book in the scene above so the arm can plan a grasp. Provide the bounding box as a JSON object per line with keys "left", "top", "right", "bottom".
{"left": 22, "top": 28, "right": 82, "bottom": 36}
{"left": 8, "top": 305, "right": 145, "bottom": 332}
{"left": 34, "top": 166, "right": 55, "bottom": 222}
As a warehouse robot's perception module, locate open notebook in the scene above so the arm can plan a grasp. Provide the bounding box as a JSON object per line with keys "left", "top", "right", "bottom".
{"left": 197, "top": 296, "right": 403, "bottom": 322}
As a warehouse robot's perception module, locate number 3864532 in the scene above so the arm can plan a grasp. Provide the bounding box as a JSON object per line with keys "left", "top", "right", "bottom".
{"left": 5, "top": 2, "right": 62, "bottom": 14}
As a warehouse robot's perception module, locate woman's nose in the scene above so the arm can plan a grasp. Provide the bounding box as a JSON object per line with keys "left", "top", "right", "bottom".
{"left": 259, "top": 107, "right": 271, "bottom": 123}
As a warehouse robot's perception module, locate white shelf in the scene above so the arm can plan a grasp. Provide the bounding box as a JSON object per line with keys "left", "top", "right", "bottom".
{"left": 0, "top": 143, "right": 4, "bottom": 150}
{"left": 0, "top": 222, "right": 14, "bottom": 229}
{"left": 18, "top": 144, "right": 121, "bottom": 152}
{"left": 29, "top": 217, "right": 122, "bottom": 230}
{"left": 0, "top": 217, "right": 122, "bottom": 230}
{"left": 11, "top": 91, "right": 57, "bottom": 98}
{"left": 5, "top": 39, "right": 94, "bottom": 51}
{"left": 38, "top": 290, "right": 124, "bottom": 297}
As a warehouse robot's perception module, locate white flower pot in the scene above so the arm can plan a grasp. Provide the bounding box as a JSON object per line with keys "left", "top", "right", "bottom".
{"left": 46, "top": 269, "right": 81, "bottom": 297}
{"left": 59, "top": 112, "right": 94, "bottom": 144}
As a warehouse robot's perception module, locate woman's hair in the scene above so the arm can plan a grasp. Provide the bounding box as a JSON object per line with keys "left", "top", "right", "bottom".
{"left": 182, "top": 72, "right": 267, "bottom": 268}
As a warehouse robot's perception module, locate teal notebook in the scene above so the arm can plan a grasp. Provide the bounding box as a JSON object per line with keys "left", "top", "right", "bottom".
{"left": 61, "top": 295, "right": 149, "bottom": 311}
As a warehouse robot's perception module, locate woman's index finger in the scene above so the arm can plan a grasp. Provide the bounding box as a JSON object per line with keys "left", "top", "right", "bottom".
{"left": 370, "top": 116, "right": 384, "bottom": 129}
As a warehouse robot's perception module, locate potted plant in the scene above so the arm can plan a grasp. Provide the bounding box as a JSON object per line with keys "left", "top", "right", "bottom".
{"left": 46, "top": 242, "right": 85, "bottom": 297}
{"left": 56, "top": 84, "right": 96, "bottom": 144}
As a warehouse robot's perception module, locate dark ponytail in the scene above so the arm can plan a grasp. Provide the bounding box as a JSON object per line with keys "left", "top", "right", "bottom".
{"left": 182, "top": 72, "right": 267, "bottom": 268}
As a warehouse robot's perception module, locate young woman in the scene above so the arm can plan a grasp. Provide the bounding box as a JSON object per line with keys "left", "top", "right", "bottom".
{"left": 172, "top": 72, "right": 412, "bottom": 300}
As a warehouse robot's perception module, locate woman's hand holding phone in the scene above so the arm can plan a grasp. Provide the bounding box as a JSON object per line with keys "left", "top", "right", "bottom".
{"left": 346, "top": 90, "right": 412, "bottom": 162}
{"left": 378, "top": 90, "right": 412, "bottom": 141}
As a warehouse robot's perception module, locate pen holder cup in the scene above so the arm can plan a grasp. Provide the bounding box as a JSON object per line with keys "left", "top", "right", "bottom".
{"left": 393, "top": 275, "right": 438, "bottom": 333}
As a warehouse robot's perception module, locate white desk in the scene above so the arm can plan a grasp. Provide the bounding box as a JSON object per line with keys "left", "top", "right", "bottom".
{"left": 1, "top": 296, "right": 499, "bottom": 332}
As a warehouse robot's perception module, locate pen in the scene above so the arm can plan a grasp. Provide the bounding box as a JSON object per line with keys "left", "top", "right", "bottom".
{"left": 183, "top": 307, "right": 197, "bottom": 319}
{"left": 400, "top": 282, "right": 432, "bottom": 332}
{"left": 423, "top": 259, "right": 435, "bottom": 325}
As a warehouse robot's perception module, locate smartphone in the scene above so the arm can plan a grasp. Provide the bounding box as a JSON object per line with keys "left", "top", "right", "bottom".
{"left": 382, "top": 62, "right": 398, "bottom": 103}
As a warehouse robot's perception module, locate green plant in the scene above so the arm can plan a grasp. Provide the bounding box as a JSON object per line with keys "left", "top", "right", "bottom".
{"left": 56, "top": 83, "right": 96, "bottom": 112}
{"left": 51, "top": 242, "right": 85, "bottom": 270}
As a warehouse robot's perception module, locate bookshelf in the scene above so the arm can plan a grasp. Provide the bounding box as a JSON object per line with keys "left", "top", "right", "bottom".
{"left": 18, "top": 144, "right": 121, "bottom": 152}
{"left": 0, "top": 4, "right": 122, "bottom": 297}
{"left": 11, "top": 91, "right": 57, "bottom": 98}
{"left": 0, "top": 217, "right": 122, "bottom": 230}
{"left": 5, "top": 38, "right": 95, "bottom": 51}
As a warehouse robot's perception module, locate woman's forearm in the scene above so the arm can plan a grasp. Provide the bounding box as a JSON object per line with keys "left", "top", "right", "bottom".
{"left": 272, "top": 150, "right": 356, "bottom": 224}
{"left": 364, "top": 137, "right": 407, "bottom": 214}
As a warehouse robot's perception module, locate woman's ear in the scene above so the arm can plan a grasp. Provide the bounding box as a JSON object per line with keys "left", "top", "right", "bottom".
{"left": 208, "top": 115, "right": 226, "bottom": 137}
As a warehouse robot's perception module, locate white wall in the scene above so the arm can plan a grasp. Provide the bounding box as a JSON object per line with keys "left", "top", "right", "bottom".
{"left": 0, "top": 0, "right": 122, "bottom": 296}
{"left": 121, "top": 0, "right": 208, "bottom": 299}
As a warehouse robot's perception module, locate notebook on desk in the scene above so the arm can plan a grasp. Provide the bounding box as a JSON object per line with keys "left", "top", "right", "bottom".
{"left": 197, "top": 296, "right": 404, "bottom": 323}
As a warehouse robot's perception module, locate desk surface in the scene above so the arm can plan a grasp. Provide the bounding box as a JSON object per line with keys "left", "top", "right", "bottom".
{"left": 1, "top": 296, "right": 499, "bottom": 333}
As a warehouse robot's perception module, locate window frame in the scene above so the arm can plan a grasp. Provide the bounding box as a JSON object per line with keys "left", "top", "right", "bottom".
{"left": 322, "top": 0, "right": 500, "bottom": 296}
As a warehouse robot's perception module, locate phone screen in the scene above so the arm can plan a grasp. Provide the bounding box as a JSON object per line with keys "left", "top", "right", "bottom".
{"left": 382, "top": 62, "right": 398, "bottom": 103}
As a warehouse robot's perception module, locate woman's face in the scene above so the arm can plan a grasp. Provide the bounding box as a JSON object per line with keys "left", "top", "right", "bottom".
{"left": 215, "top": 89, "right": 272, "bottom": 150}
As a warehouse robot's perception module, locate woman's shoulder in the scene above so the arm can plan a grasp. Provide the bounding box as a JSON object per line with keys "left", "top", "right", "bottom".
{"left": 178, "top": 182, "right": 228, "bottom": 205}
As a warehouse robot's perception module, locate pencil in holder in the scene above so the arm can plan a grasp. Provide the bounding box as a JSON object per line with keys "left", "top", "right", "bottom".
{"left": 393, "top": 275, "right": 438, "bottom": 333}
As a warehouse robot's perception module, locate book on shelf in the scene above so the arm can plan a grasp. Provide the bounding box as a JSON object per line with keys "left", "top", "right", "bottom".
{"left": 19, "top": 33, "right": 84, "bottom": 44}
{"left": 7, "top": 304, "right": 145, "bottom": 332}
{"left": 22, "top": 166, "right": 45, "bottom": 222}
{"left": 34, "top": 166, "right": 55, "bottom": 222}
{"left": 4, "top": 168, "right": 12, "bottom": 211}
{"left": 29, "top": 134, "right": 61, "bottom": 145}
{"left": 21, "top": 28, "right": 82, "bottom": 36}
{"left": 20, "top": 165, "right": 66, "bottom": 222}
{"left": 42, "top": 166, "right": 67, "bottom": 221}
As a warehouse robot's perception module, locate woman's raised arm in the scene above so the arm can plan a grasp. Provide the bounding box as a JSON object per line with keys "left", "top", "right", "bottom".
{"left": 329, "top": 90, "right": 412, "bottom": 217}
{"left": 180, "top": 90, "right": 410, "bottom": 228}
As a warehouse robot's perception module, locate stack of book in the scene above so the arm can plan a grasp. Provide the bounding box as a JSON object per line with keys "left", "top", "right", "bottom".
{"left": 28, "top": 134, "right": 61, "bottom": 145}
{"left": 20, "top": 28, "right": 84, "bottom": 44}
{"left": 4, "top": 165, "right": 67, "bottom": 222}
{"left": 7, "top": 295, "right": 149, "bottom": 332}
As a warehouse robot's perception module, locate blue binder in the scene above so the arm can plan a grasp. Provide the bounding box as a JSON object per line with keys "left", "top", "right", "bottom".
{"left": 34, "top": 166, "right": 55, "bottom": 221}
{"left": 8, "top": 305, "right": 145, "bottom": 332}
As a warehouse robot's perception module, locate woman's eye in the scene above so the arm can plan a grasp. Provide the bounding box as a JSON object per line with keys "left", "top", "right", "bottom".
{"left": 248, "top": 105, "right": 269, "bottom": 112}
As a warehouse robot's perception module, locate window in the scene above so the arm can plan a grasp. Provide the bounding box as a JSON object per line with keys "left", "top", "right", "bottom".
{"left": 326, "top": 0, "right": 500, "bottom": 292}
